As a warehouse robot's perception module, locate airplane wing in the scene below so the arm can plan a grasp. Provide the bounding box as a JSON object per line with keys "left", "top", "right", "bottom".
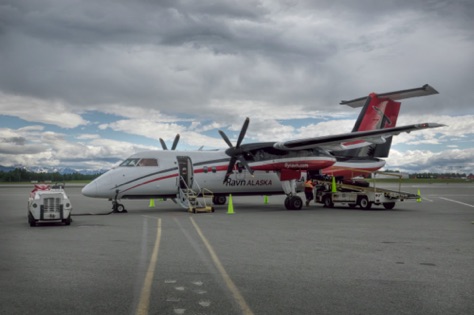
{"left": 273, "top": 123, "right": 445, "bottom": 151}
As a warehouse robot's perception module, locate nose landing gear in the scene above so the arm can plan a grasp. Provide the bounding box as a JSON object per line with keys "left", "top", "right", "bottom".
{"left": 111, "top": 189, "right": 127, "bottom": 213}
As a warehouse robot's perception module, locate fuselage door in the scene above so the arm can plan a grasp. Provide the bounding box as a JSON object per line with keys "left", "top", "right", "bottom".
{"left": 177, "top": 156, "right": 193, "bottom": 189}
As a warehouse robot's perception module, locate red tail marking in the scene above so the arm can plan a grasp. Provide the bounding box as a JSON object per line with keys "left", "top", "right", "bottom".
{"left": 358, "top": 93, "right": 400, "bottom": 131}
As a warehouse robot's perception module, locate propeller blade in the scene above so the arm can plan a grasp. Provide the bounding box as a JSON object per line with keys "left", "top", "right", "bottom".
{"left": 223, "top": 157, "right": 237, "bottom": 183}
{"left": 171, "top": 134, "right": 180, "bottom": 150}
{"left": 237, "top": 155, "right": 254, "bottom": 175}
{"left": 219, "top": 117, "right": 253, "bottom": 182}
{"left": 159, "top": 138, "right": 168, "bottom": 150}
{"left": 236, "top": 117, "right": 249, "bottom": 148}
{"left": 218, "top": 130, "right": 234, "bottom": 148}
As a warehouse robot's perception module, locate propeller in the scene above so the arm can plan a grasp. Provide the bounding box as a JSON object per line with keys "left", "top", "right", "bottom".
{"left": 159, "top": 134, "right": 180, "bottom": 150}
{"left": 218, "top": 117, "right": 254, "bottom": 182}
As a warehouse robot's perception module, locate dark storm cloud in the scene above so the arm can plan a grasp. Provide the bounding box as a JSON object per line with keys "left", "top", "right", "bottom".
{"left": 0, "top": 0, "right": 473, "bottom": 118}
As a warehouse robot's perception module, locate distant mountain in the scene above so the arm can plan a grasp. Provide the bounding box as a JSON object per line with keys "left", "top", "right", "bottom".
{"left": 0, "top": 165, "right": 107, "bottom": 175}
{"left": 0, "top": 165, "right": 16, "bottom": 172}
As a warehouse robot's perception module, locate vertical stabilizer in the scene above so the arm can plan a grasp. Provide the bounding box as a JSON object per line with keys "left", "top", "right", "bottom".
{"left": 337, "top": 84, "right": 438, "bottom": 158}
{"left": 343, "top": 94, "right": 400, "bottom": 157}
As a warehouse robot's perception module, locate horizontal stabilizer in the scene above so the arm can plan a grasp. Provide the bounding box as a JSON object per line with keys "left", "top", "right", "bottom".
{"left": 340, "top": 84, "right": 439, "bottom": 108}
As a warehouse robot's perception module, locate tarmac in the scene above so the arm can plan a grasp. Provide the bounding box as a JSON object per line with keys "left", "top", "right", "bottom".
{"left": 0, "top": 183, "right": 473, "bottom": 315}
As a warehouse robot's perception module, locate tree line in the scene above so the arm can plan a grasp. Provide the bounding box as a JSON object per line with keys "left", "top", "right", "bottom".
{"left": 0, "top": 168, "right": 103, "bottom": 182}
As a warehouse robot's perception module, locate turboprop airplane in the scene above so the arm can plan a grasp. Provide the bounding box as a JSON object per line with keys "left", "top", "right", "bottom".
{"left": 82, "top": 84, "right": 444, "bottom": 211}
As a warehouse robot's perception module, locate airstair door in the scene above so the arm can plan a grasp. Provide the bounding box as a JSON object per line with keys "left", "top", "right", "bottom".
{"left": 177, "top": 156, "right": 193, "bottom": 189}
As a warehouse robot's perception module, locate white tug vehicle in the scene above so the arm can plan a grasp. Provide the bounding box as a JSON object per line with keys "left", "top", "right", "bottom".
{"left": 28, "top": 183, "right": 73, "bottom": 227}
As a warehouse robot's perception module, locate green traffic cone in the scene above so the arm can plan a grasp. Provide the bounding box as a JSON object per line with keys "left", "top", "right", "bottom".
{"left": 227, "top": 194, "right": 234, "bottom": 214}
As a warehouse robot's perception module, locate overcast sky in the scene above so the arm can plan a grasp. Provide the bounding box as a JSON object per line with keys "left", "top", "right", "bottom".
{"left": 0, "top": 0, "right": 473, "bottom": 174}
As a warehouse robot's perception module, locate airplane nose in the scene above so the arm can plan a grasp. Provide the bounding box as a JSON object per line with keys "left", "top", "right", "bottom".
{"left": 82, "top": 181, "right": 98, "bottom": 197}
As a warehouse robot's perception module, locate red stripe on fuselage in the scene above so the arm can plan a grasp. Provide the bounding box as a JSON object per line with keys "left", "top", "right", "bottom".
{"left": 118, "top": 158, "right": 335, "bottom": 194}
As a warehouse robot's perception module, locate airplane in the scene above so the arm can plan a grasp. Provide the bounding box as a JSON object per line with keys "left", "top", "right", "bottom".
{"left": 82, "top": 84, "right": 444, "bottom": 211}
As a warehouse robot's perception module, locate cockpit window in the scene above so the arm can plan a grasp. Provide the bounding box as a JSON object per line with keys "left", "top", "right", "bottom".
{"left": 119, "top": 158, "right": 158, "bottom": 167}
{"left": 120, "top": 158, "right": 140, "bottom": 166}
{"left": 138, "top": 158, "right": 158, "bottom": 166}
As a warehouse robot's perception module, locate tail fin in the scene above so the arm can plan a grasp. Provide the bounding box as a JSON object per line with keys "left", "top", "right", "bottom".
{"left": 338, "top": 84, "right": 438, "bottom": 158}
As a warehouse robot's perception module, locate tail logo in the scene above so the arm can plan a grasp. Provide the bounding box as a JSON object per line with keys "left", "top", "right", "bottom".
{"left": 372, "top": 105, "right": 392, "bottom": 127}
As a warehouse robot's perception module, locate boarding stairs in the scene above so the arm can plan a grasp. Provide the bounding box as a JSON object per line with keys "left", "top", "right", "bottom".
{"left": 176, "top": 177, "right": 215, "bottom": 213}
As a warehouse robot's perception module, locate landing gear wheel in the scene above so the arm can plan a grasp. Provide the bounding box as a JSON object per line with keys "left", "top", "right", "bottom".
{"left": 111, "top": 189, "right": 127, "bottom": 213}
{"left": 383, "top": 202, "right": 396, "bottom": 210}
{"left": 116, "top": 204, "right": 127, "bottom": 213}
{"left": 359, "top": 196, "right": 372, "bottom": 210}
{"left": 212, "top": 195, "right": 227, "bottom": 205}
{"left": 285, "top": 196, "right": 303, "bottom": 210}
{"left": 323, "top": 195, "right": 334, "bottom": 208}
{"left": 113, "top": 202, "right": 127, "bottom": 213}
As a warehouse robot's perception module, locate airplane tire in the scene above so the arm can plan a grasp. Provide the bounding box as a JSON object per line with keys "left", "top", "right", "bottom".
{"left": 383, "top": 202, "right": 396, "bottom": 210}
{"left": 213, "top": 195, "right": 227, "bottom": 205}
{"left": 289, "top": 196, "right": 303, "bottom": 210}
{"left": 359, "top": 196, "right": 372, "bottom": 210}
{"left": 116, "top": 204, "right": 127, "bottom": 213}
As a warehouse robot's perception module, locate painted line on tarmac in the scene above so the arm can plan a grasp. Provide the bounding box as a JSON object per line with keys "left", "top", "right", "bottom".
{"left": 136, "top": 217, "right": 162, "bottom": 315}
{"left": 439, "top": 197, "right": 474, "bottom": 208}
{"left": 190, "top": 217, "right": 254, "bottom": 315}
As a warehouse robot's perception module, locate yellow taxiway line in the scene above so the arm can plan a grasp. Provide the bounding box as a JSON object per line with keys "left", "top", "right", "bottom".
{"left": 190, "top": 217, "right": 254, "bottom": 315}
{"left": 136, "top": 218, "right": 162, "bottom": 315}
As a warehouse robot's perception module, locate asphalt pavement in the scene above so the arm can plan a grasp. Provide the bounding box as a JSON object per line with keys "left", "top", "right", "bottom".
{"left": 0, "top": 183, "right": 473, "bottom": 315}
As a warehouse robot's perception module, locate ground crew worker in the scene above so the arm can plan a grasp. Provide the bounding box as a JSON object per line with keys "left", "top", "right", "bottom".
{"left": 304, "top": 178, "right": 315, "bottom": 206}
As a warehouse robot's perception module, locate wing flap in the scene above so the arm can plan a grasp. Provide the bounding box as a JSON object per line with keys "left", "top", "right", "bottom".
{"left": 273, "top": 123, "right": 445, "bottom": 151}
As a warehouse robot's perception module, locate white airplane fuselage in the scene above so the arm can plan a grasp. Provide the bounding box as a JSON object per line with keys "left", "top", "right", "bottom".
{"left": 81, "top": 149, "right": 385, "bottom": 201}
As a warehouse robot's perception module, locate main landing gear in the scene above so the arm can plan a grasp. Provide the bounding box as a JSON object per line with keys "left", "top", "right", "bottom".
{"left": 212, "top": 195, "right": 227, "bottom": 205}
{"left": 284, "top": 195, "right": 303, "bottom": 210}
{"left": 280, "top": 178, "right": 303, "bottom": 210}
{"left": 111, "top": 189, "right": 127, "bottom": 213}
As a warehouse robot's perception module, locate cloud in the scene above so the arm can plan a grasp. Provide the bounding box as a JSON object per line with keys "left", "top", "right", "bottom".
{"left": 2, "top": 1, "right": 472, "bottom": 117}
{"left": 0, "top": 1, "right": 472, "bottom": 172}
{"left": 0, "top": 92, "right": 87, "bottom": 128}
{"left": 386, "top": 147, "right": 474, "bottom": 173}
{"left": 392, "top": 114, "right": 474, "bottom": 148}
